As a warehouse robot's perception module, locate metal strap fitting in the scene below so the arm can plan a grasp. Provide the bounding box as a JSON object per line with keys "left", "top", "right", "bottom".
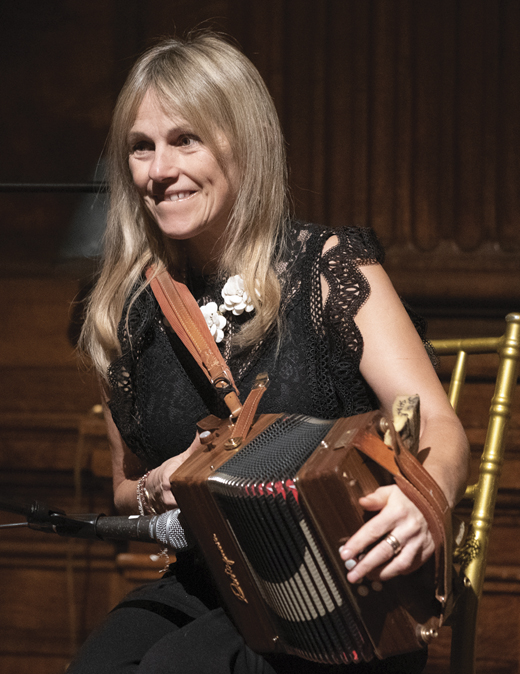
{"left": 211, "top": 375, "right": 235, "bottom": 398}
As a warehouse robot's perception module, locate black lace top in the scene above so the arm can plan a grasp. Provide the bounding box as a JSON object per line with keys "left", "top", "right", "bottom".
{"left": 107, "top": 223, "right": 397, "bottom": 468}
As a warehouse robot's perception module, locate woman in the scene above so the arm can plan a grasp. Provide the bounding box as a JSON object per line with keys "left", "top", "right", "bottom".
{"left": 73, "top": 33, "right": 469, "bottom": 674}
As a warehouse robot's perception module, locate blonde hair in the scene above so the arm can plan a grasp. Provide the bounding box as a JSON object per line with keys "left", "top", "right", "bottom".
{"left": 81, "top": 33, "right": 290, "bottom": 377}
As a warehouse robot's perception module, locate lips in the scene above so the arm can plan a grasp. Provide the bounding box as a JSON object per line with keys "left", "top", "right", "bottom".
{"left": 152, "top": 190, "right": 196, "bottom": 205}
{"left": 166, "top": 191, "right": 195, "bottom": 202}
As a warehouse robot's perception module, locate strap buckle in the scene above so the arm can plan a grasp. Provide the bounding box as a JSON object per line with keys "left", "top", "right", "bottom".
{"left": 211, "top": 375, "right": 236, "bottom": 399}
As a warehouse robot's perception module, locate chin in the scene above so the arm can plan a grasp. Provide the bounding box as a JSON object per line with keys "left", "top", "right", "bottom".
{"left": 157, "top": 223, "right": 206, "bottom": 241}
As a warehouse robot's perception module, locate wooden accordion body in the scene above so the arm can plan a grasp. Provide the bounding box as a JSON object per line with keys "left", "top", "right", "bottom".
{"left": 170, "top": 411, "right": 441, "bottom": 665}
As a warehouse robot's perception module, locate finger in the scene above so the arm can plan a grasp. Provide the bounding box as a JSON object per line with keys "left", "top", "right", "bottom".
{"left": 339, "top": 507, "right": 398, "bottom": 564}
{"left": 358, "top": 493, "right": 388, "bottom": 511}
{"left": 376, "top": 535, "right": 435, "bottom": 581}
{"left": 339, "top": 505, "right": 425, "bottom": 578}
{"left": 161, "top": 489, "right": 177, "bottom": 508}
{"left": 346, "top": 525, "right": 436, "bottom": 583}
{"left": 344, "top": 532, "right": 403, "bottom": 583}
{"left": 346, "top": 533, "right": 408, "bottom": 583}
{"left": 339, "top": 484, "right": 431, "bottom": 576}
{"left": 358, "top": 485, "right": 393, "bottom": 510}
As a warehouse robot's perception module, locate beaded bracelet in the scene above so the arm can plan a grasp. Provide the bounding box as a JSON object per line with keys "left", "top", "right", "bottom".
{"left": 136, "top": 470, "right": 152, "bottom": 516}
{"left": 143, "top": 485, "right": 158, "bottom": 515}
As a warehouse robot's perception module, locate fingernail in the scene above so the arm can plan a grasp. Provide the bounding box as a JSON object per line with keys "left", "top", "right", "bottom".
{"left": 340, "top": 547, "right": 352, "bottom": 559}
{"left": 345, "top": 559, "right": 357, "bottom": 571}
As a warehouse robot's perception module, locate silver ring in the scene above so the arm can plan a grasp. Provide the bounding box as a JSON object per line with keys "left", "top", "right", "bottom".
{"left": 384, "top": 534, "right": 402, "bottom": 556}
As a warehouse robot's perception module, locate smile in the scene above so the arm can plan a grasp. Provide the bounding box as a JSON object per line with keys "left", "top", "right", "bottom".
{"left": 165, "top": 191, "right": 196, "bottom": 202}
{"left": 151, "top": 190, "right": 197, "bottom": 205}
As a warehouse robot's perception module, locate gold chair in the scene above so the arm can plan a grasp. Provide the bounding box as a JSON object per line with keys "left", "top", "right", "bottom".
{"left": 430, "top": 313, "right": 520, "bottom": 674}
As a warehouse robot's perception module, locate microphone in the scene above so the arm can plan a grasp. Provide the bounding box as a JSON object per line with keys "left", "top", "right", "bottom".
{"left": 0, "top": 497, "right": 191, "bottom": 553}
{"left": 94, "top": 509, "right": 191, "bottom": 552}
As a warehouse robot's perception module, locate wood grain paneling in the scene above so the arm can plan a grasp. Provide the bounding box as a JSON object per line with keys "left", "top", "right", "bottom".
{"left": 2, "top": 0, "right": 519, "bottom": 299}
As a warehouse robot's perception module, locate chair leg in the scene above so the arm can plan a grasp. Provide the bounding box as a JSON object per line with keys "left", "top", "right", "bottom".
{"left": 449, "top": 582, "right": 479, "bottom": 674}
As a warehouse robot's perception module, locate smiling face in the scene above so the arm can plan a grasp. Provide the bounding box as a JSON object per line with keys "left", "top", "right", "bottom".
{"left": 128, "top": 90, "right": 238, "bottom": 268}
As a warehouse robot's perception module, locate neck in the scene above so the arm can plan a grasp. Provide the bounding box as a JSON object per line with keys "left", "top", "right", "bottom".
{"left": 169, "top": 241, "right": 218, "bottom": 283}
{"left": 183, "top": 229, "right": 227, "bottom": 276}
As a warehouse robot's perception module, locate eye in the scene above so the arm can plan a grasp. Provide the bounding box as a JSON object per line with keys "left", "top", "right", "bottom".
{"left": 177, "top": 134, "right": 200, "bottom": 148}
{"left": 130, "top": 140, "right": 154, "bottom": 155}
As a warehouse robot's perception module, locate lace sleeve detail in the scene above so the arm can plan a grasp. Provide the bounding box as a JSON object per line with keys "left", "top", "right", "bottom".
{"left": 298, "top": 226, "right": 383, "bottom": 419}
{"left": 319, "top": 226, "right": 384, "bottom": 356}
{"left": 317, "top": 226, "right": 436, "bottom": 371}
{"left": 323, "top": 226, "right": 385, "bottom": 267}
{"left": 304, "top": 225, "right": 434, "bottom": 419}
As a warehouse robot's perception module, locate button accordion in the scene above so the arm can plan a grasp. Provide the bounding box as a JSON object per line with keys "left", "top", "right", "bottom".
{"left": 170, "top": 410, "right": 447, "bottom": 666}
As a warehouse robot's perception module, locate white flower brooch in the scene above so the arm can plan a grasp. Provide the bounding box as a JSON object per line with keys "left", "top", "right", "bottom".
{"left": 221, "top": 274, "right": 256, "bottom": 315}
{"left": 200, "top": 274, "right": 258, "bottom": 343}
{"left": 200, "top": 302, "right": 227, "bottom": 344}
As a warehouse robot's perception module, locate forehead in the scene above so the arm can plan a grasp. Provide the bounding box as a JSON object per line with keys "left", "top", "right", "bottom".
{"left": 128, "top": 88, "right": 235, "bottom": 164}
{"left": 129, "top": 89, "right": 191, "bottom": 134}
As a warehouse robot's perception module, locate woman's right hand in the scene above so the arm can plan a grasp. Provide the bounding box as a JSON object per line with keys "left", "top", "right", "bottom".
{"left": 144, "top": 434, "right": 204, "bottom": 512}
{"left": 105, "top": 392, "right": 205, "bottom": 515}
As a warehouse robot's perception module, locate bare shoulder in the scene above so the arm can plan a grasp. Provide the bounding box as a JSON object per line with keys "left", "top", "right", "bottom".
{"left": 355, "top": 264, "right": 453, "bottom": 419}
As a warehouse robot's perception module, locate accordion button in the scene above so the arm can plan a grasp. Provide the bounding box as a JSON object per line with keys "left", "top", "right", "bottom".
{"left": 357, "top": 585, "right": 369, "bottom": 597}
{"left": 371, "top": 581, "right": 383, "bottom": 592}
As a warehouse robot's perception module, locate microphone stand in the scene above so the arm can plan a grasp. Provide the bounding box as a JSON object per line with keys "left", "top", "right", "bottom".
{"left": 0, "top": 496, "right": 94, "bottom": 536}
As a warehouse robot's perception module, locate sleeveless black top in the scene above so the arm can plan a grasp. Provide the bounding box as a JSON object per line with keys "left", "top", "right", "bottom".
{"left": 107, "top": 223, "right": 420, "bottom": 468}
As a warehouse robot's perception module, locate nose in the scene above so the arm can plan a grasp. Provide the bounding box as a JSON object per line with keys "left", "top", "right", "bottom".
{"left": 148, "top": 145, "right": 179, "bottom": 183}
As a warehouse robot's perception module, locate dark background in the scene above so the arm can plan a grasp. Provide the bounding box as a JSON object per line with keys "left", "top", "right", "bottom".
{"left": 1, "top": 0, "right": 519, "bottom": 305}
{"left": 0, "top": 2, "right": 519, "bottom": 673}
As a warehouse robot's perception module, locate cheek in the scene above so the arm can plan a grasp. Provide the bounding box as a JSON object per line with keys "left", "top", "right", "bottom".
{"left": 220, "top": 163, "right": 239, "bottom": 204}
{"left": 211, "top": 163, "right": 235, "bottom": 199}
{"left": 128, "top": 160, "right": 147, "bottom": 190}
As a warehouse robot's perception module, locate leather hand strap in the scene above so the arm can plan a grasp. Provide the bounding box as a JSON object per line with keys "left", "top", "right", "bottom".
{"left": 146, "top": 267, "right": 242, "bottom": 417}
{"left": 392, "top": 428, "right": 452, "bottom": 614}
{"left": 354, "top": 421, "right": 452, "bottom": 616}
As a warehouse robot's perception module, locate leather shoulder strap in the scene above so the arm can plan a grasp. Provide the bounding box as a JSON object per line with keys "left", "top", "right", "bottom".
{"left": 146, "top": 267, "right": 242, "bottom": 418}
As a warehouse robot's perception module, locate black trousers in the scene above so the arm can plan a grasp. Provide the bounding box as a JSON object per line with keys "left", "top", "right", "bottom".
{"left": 66, "top": 551, "right": 428, "bottom": 674}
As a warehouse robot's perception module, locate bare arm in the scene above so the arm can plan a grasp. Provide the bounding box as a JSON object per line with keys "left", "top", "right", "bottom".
{"left": 328, "top": 258, "right": 470, "bottom": 582}
{"left": 356, "top": 263, "right": 469, "bottom": 507}
{"left": 101, "top": 395, "right": 202, "bottom": 515}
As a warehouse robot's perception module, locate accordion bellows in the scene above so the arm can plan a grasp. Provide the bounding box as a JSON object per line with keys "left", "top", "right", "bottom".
{"left": 171, "top": 411, "right": 440, "bottom": 665}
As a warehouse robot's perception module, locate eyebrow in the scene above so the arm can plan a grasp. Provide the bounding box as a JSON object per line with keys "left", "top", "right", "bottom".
{"left": 127, "top": 123, "right": 197, "bottom": 144}
{"left": 127, "top": 130, "right": 151, "bottom": 146}
{"left": 127, "top": 131, "right": 144, "bottom": 144}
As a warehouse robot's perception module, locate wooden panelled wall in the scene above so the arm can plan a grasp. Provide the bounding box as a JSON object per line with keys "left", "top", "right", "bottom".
{"left": 0, "top": 2, "right": 519, "bottom": 673}
{"left": 237, "top": 0, "right": 520, "bottom": 304}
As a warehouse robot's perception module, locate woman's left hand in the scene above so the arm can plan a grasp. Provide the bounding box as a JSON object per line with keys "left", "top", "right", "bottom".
{"left": 338, "top": 484, "right": 436, "bottom": 584}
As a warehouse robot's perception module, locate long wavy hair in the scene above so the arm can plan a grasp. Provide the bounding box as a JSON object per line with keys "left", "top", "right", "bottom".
{"left": 80, "top": 33, "right": 290, "bottom": 378}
